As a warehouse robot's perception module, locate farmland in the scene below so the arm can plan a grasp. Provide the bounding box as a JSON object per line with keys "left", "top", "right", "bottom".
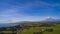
{"left": 20, "top": 23, "right": 60, "bottom": 34}
{"left": 0, "top": 23, "right": 60, "bottom": 34}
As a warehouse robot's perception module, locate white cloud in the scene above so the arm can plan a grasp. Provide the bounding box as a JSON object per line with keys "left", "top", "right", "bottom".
{"left": 0, "top": 0, "right": 59, "bottom": 23}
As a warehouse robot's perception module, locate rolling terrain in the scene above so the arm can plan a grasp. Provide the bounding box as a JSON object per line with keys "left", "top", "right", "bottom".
{"left": 0, "top": 18, "right": 60, "bottom": 34}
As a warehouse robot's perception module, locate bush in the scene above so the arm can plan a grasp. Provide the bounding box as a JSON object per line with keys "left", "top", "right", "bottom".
{"left": 33, "top": 31, "right": 43, "bottom": 34}
{"left": 46, "top": 28, "right": 54, "bottom": 32}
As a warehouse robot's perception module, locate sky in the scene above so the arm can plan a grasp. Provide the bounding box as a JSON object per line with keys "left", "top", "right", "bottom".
{"left": 0, "top": 0, "right": 60, "bottom": 23}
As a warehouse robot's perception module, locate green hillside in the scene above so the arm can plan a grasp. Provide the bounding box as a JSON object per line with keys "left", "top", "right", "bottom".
{"left": 20, "top": 24, "right": 60, "bottom": 34}
{"left": 0, "top": 23, "right": 60, "bottom": 34}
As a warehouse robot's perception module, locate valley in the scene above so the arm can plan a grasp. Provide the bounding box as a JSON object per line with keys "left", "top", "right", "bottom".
{"left": 0, "top": 22, "right": 60, "bottom": 34}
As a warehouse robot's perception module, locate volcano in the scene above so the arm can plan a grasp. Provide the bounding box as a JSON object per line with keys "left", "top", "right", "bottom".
{"left": 41, "top": 17, "right": 60, "bottom": 22}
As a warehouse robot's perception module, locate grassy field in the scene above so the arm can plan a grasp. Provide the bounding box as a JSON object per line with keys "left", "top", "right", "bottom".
{"left": 20, "top": 24, "right": 60, "bottom": 34}
{"left": 0, "top": 23, "right": 60, "bottom": 34}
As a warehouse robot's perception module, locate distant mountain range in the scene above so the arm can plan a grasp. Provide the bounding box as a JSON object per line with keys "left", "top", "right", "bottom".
{"left": 0, "top": 23, "right": 19, "bottom": 27}
{"left": 0, "top": 17, "right": 60, "bottom": 27}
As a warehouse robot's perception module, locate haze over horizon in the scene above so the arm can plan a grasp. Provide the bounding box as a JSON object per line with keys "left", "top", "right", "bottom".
{"left": 0, "top": 0, "right": 60, "bottom": 23}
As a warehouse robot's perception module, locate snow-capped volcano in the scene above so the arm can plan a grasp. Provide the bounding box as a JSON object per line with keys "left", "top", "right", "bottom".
{"left": 41, "top": 17, "right": 59, "bottom": 22}
{"left": 45, "top": 17, "right": 56, "bottom": 21}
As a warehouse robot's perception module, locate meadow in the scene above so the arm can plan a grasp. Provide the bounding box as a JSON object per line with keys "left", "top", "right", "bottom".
{"left": 20, "top": 23, "right": 60, "bottom": 34}
{"left": 0, "top": 23, "right": 60, "bottom": 34}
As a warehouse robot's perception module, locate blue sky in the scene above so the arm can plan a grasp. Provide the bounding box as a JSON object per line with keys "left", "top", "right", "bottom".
{"left": 0, "top": 0, "right": 60, "bottom": 23}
